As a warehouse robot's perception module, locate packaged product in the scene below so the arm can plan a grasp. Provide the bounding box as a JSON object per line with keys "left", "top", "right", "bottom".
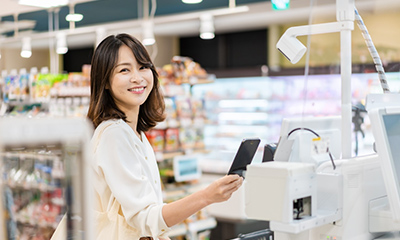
{"left": 19, "top": 71, "right": 30, "bottom": 101}
{"left": 175, "top": 96, "right": 192, "bottom": 119}
{"left": 179, "top": 127, "right": 196, "bottom": 150}
{"left": 164, "top": 97, "right": 179, "bottom": 128}
{"left": 146, "top": 129, "right": 165, "bottom": 152}
{"left": 165, "top": 128, "right": 180, "bottom": 152}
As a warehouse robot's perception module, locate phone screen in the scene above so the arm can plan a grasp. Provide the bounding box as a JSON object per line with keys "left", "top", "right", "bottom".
{"left": 228, "top": 138, "right": 260, "bottom": 177}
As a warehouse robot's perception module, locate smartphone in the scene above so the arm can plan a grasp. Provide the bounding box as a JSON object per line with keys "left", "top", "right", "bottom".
{"left": 228, "top": 138, "right": 261, "bottom": 178}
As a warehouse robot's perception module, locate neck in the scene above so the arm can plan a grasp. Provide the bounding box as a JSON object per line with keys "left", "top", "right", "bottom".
{"left": 124, "top": 108, "right": 141, "bottom": 140}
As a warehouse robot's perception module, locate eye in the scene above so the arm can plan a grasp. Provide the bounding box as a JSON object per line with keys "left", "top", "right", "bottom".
{"left": 139, "top": 65, "right": 150, "bottom": 70}
{"left": 119, "top": 68, "right": 129, "bottom": 73}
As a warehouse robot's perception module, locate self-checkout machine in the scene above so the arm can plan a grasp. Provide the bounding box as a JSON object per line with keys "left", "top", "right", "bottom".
{"left": 244, "top": 0, "right": 400, "bottom": 239}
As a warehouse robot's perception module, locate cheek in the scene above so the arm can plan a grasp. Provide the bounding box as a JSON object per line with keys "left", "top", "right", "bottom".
{"left": 146, "top": 73, "right": 155, "bottom": 88}
{"left": 111, "top": 76, "right": 127, "bottom": 91}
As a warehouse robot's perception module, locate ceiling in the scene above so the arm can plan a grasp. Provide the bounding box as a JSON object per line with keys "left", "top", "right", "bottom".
{"left": 0, "top": 0, "right": 266, "bottom": 34}
{"left": 0, "top": 0, "right": 267, "bottom": 49}
{"left": 1, "top": 0, "right": 400, "bottom": 49}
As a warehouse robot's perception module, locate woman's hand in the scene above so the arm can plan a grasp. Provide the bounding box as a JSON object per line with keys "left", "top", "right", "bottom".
{"left": 162, "top": 174, "right": 243, "bottom": 227}
{"left": 203, "top": 174, "right": 243, "bottom": 205}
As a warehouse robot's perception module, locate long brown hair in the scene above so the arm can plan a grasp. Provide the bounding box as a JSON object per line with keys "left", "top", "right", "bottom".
{"left": 87, "top": 33, "right": 165, "bottom": 132}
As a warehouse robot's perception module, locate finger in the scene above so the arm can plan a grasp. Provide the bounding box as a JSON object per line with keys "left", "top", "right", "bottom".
{"left": 229, "top": 177, "right": 243, "bottom": 186}
{"left": 225, "top": 174, "right": 241, "bottom": 183}
{"left": 225, "top": 179, "right": 243, "bottom": 192}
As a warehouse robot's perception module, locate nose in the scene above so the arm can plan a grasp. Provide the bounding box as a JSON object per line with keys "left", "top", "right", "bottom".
{"left": 130, "top": 70, "right": 144, "bottom": 83}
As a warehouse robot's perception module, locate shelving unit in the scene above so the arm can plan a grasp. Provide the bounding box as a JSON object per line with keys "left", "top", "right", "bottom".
{"left": 147, "top": 56, "right": 215, "bottom": 162}
{"left": 0, "top": 68, "right": 90, "bottom": 118}
{"left": 0, "top": 117, "right": 94, "bottom": 240}
{"left": 147, "top": 81, "right": 210, "bottom": 163}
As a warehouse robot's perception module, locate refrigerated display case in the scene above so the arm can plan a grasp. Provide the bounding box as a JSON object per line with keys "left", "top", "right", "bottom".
{"left": 0, "top": 117, "right": 94, "bottom": 240}
{"left": 191, "top": 72, "right": 400, "bottom": 173}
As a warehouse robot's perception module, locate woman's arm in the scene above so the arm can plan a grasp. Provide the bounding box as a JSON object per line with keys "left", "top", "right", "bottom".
{"left": 161, "top": 174, "right": 243, "bottom": 227}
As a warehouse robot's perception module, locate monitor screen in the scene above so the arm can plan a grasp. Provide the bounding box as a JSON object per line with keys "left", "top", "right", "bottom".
{"left": 173, "top": 155, "right": 201, "bottom": 182}
{"left": 369, "top": 107, "right": 400, "bottom": 222}
{"left": 382, "top": 114, "right": 400, "bottom": 180}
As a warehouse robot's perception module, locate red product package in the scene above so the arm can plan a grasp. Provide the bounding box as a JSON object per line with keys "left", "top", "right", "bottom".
{"left": 146, "top": 129, "right": 165, "bottom": 152}
{"left": 165, "top": 128, "right": 180, "bottom": 152}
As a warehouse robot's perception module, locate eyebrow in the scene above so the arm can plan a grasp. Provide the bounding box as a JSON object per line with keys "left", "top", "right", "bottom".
{"left": 115, "top": 62, "right": 131, "bottom": 68}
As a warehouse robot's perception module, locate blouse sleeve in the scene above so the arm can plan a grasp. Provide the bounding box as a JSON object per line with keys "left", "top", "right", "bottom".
{"left": 95, "top": 123, "right": 170, "bottom": 237}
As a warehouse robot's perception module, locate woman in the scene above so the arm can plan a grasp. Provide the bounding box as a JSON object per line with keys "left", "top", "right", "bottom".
{"left": 87, "top": 33, "right": 243, "bottom": 240}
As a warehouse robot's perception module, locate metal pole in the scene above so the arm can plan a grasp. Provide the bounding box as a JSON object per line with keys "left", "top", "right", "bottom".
{"left": 336, "top": 0, "right": 354, "bottom": 159}
{"left": 48, "top": 9, "right": 57, "bottom": 74}
{"left": 341, "top": 27, "right": 352, "bottom": 159}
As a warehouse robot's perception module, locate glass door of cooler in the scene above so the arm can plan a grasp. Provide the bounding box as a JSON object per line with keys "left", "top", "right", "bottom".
{"left": 0, "top": 117, "right": 94, "bottom": 240}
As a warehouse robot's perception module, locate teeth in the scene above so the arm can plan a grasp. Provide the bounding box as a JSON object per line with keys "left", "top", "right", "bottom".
{"left": 129, "top": 87, "right": 144, "bottom": 92}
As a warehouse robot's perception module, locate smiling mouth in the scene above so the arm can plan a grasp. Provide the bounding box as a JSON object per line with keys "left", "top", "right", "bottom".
{"left": 128, "top": 87, "right": 145, "bottom": 92}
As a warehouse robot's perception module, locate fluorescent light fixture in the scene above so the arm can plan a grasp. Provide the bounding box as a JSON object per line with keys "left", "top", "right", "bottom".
{"left": 20, "top": 37, "right": 32, "bottom": 58}
{"left": 200, "top": 14, "right": 215, "bottom": 40}
{"left": 56, "top": 33, "right": 68, "bottom": 54}
{"left": 218, "top": 112, "right": 269, "bottom": 122}
{"left": 66, "top": 13, "right": 83, "bottom": 22}
{"left": 218, "top": 99, "right": 269, "bottom": 108}
{"left": 18, "top": 0, "right": 69, "bottom": 8}
{"left": 142, "top": 21, "right": 155, "bottom": 46}
{"left": 182, "top": 0, "right": 203, "bottom": 3}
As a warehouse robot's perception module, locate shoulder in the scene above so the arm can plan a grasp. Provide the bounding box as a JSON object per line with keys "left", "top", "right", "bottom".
{"left": 97, "top": 118, "right": 123, "bottom": 128}
{"left": 91, "top": 119, "right": 134, "bottom": 154}
{"left": 94, "top": 119, "right": 131, "bottom": 139}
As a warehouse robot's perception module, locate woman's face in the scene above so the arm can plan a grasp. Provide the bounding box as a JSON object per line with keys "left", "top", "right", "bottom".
{"left": 109, "top": 44, "right": 154, "bottom": 114}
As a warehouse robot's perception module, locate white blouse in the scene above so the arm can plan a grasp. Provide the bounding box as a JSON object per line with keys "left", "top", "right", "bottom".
{"left": 91, "top": 119, "right": 171, "bottom": 239}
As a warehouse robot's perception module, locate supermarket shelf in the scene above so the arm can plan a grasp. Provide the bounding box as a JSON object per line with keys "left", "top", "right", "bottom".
{"left": 4, "top": 101, "right": 46, "bottom": 108}
{"left": 156, "top": 151, "right": 183, "bottom": 160}
{"left": 161, "top": 77, "right": 214, "bottom": 87}
{"left": 51, "top": 94, "right": 90, "bottom": 98}
{"left": 50, "top": 86, "right": 90, "bottom": 98}
{"left": 16, "top": 217, "right": 59, "bottom": 229}
{"left": 7, "top": 183, "right": 60, "bottom": 193}
{"left": 155, "top": 148, "right": 210, "bottom": 161}
{"left": 206, "top": 97, "right": 341, "bottom": 102}
{"left": 184, "top": 78, "right": 215, "bottom": 86}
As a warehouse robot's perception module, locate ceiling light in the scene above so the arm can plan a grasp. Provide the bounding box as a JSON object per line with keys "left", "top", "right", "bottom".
{"left": 200, "top": 14, "right": 215, "bottom": 40}
{"left": 271, "top": 0, "right": 290, "bottom": 10}
{"left": 182, "top": 0, "right": 203, "bottom": 3}
{"left": 20, "top": 37, "right": 32, "bottom": 58}
{"left": 18, "top": 0, "right": 69, "bottom": 8}
{"left": 66, "top": 13, "right": 83, "bottom": 22}
{"left": 56, "top": 33, "right": 68, "bottom": 54}
{"left": 142, "top": 20, "right": 155, "bottom": 46}
{"left": 66, "top": 3, "right": 83, "bottom": 23}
